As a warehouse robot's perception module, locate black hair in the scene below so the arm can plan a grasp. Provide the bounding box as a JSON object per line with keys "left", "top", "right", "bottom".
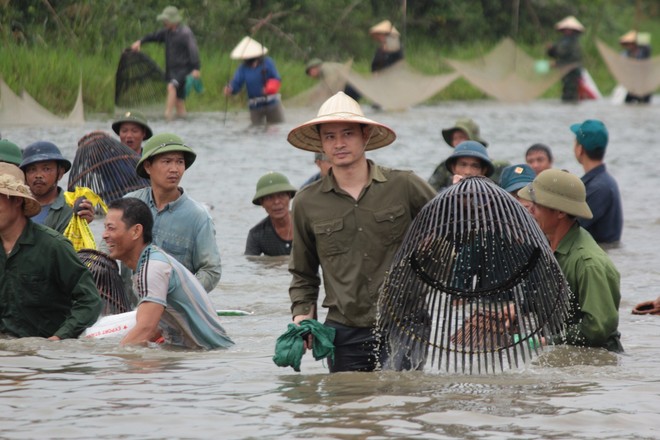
{"left": 525, "top": 143, "right": 553, "bottom": 163}
{"left": 108, "top": 197, "right": 153, "bottom": 244}
{"left": 583, "top": 147, "right": 606, "bottom": 161}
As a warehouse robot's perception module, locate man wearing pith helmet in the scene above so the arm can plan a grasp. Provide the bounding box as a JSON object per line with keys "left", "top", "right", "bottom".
{"left": 517, "top": 168, "right": 622, "bottom": 352}
{"left": 124, "top": 133, "right": 221, "bottom": 293}
{"left": 112, "top": 110, "right": 153, "bottom": 155}
{"left": 286, "top": 91, "right": 436, "bottom": 372}
{"left": 245, "top": 171, "right": 296, "bottom": 256}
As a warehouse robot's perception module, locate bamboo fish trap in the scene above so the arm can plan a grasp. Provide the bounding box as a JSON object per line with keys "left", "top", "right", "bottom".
{"left": 376, "top": 176, "right": 572, "bottom": 374}
{"left": 78, "top": 249, "right": 132, "bottom": 315}
{"left": 67, "top": 131, "right": 150, "bottom": 210}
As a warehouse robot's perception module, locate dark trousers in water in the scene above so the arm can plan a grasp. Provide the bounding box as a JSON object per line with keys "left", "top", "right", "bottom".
{"left": 561, "top": 68, "right": 581, "bottom": 102}
{"left": 324, "top": 320, "right": 378, "bottom": 373}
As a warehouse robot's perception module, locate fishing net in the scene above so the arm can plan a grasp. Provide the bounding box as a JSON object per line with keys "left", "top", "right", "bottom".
{"left": 340, "top": 60, "right": 459, "bottom": 110}
{"left": 78, "top": 249, "right": 132, "bottom": 315}
{"left": 0, "top": 77, "right": 84, "bottom": 126}
{"left": 444, "top": 38, "right": 576, "bottom": 102}
{"left": 595, "top": 39, "right": 660, "bottom": 97}
{"left": 115, "top": 49, "right": 166, "bottom": 108}
{"left": 376, "top": 176, "right": 572, "bottom": 374}
{"left": 285, "top": 61, "right": 353, "bottom": 108}
{"left": 67, "top": 131, "right": 150, "bottom": 210}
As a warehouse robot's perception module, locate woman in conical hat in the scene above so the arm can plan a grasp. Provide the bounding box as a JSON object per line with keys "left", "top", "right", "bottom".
{"left": 284, "top": 91, "right": 436, "bottom": 373}
{"left": 223, "top": 36, "right": 284, "bottom": 126}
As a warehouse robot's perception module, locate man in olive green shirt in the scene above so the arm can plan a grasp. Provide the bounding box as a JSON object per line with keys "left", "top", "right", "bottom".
{"left": 518, "top": 169, "right": 622, "bottom": 352}
{"left": 0, "top": 163, "right": 102, "bottom": 340}
{"left": 287, "top": 92, "right": 436, "bottom": 372}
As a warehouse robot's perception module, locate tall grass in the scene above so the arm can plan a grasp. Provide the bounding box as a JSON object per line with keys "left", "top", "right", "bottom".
{"left": 3, "top": 18, "right": 660, "bottom": 116}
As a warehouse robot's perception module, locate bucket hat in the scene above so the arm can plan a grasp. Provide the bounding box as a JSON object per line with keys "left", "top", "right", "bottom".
{"left": 445, "top": 141, "right": 494, "bottom": 177}
{"left": 555, "top": 16, "right": 584, "bottom": 33}
{"left": 111, "top": 111, "right": 153, "bottom": 140}
{"left": 157, "top": 6, "right": 182, "bottom": 24}
{"left": 230, "top": 36, "right": 268, "bottom": 60}
{"left": 517, "top": 169, "right": 593, "bottom": 219}
{"left": 441, "top": 118, "right": 488, "bottom": 148}
{"left": 136, "top": 133, "right": 196, "bottom": 179}
{"left": 0, "top": 162, "right": 41, "bottom": 217}
{"left": 252, "top": 171, "right": 297, "bottom": 205}
{"left": 570, "top": 119, "right": 608, "bottom": 151}
{"left": 369, "top": 20, "right": 400, "bottom": 36}
{"left": 20, "top": 141, "right": 71, "bottom": 173}
{"left": 0, "top": 139, "right": 23, "bottom": 165}
{"left": 499, "top": 164, "right": 535, "bottom": 193}
{"left": 287, "top": 91, "right": 396, "bottom": 152}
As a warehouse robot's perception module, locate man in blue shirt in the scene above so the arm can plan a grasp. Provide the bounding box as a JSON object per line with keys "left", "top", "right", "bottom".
{"left": 571, "top": 119, "right": 623, "bottom": 244}
{"left": 125, "top": 133, "right": 221, "bottom": 293}
{"left": 223, "top": 36, "right": 284, "bottom": 126}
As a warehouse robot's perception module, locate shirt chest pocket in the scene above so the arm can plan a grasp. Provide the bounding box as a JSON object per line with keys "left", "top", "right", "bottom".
{"left": 373, "top": 204, "right": 408, "bottom": 246}
{"left": 313, "top": 218, "right": 349, "bottom": 256}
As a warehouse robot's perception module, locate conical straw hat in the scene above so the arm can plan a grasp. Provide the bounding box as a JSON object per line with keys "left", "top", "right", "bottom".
{"left": 619, "top": 30, "right": 637, "bottom": 44}
{"left": 369, "top": 20, "right": 399, "bottom": 36}
{"left": 554, "top": 16, "right": 584, "bottom": 32}
{"left": 287, "top": 91, "right": 396, "bottom": 152}
{"left": 230, "top": 36, "right": 268, "bottom": 60}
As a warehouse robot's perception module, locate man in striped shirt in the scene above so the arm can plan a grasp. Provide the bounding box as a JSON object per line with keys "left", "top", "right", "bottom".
{"left": 103, "top": 197, "right": 233, "bottom": 349}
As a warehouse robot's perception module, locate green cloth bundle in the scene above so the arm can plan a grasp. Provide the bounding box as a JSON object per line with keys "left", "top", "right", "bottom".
{"left": 185, "top": 75, "right": 204, "bottom": 97}
{"left": 272, "top": 319, "right": 335, "bottom": 372}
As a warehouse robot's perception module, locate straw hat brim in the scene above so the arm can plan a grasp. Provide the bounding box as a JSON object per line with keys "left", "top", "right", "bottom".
{"left": 0, "top": 175, "right": 41, "bottom": 217}
{"left": 287, "top": 114, "right": 396, "bottom": 152}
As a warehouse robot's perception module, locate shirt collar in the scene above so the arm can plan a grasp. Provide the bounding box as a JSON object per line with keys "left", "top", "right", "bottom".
{"left": 555, "top": 221, "right": 581, "bottom": 256}
{"left": 320, "top": 159, "right": 387, "bottom": 193}
{"left": 581, "top": 163, "right": 606, "bottom": 183}
{"left": 146, "top": 187, "right": 187, "bottom": 211}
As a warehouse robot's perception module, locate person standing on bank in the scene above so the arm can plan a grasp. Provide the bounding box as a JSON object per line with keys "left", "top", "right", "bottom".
{"left": 246, "top": 172, "right": 296, "bottom": 256}
{"left": 224, "top": 36, "right": 284, "bottom": 126}
{"left": 547, "top": 16, "right": 584, "bottom": 103}
{"left": 570, "top": 119, "right": 623, "bottom": 244}
{"left": 0, "top": 163, "right": 102, "bottom": 340}
{"left": 517, "top": 169, "right": 622, "bottom": 352}
{"left": 125, "top": 133, "right": 221, "bottom": 293}
{"left": 131, "top": 6, "right": 200, "bottom": 121}
{"left": 286, "top": 91, "right": 436, "bottom": 372}
{"left": 103, "top": 198, "right": 233, "bottom": 349}
{"left": 20, "top": 141, "right": 94, "bottom": 234}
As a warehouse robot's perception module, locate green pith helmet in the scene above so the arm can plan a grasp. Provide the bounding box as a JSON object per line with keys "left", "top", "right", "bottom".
{"left": 0, "top": 139, "right": 22, "bottom": 165}
{"left": 111, "top": 110, "right": 153, "bottom": 139}
{"left": 305, "top": 58, "right": 323, "bottom": 74}
{"left": 441, "top": 118, "right": 488, "bottom": 148}
{"left": 136, "top": 133, "right": 196, "bottom": 179}
{"left": 517, "top": 168, "right": 593, "bottom": 219}
{"left": 252, "top": 171, "right": 297, "bottom": 205}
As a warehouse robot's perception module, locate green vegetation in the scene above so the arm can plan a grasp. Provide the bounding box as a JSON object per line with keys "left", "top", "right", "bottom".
{"left": 1, "top": 0, "right": 658, "bottom": 115}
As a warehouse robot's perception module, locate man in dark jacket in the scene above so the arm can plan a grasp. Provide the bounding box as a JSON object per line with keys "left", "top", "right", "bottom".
{"left": 131, "top": 6, "right": 201, "bottom": 120}
{"left": 0, "top": 163, "right": 102, "bottom": 339}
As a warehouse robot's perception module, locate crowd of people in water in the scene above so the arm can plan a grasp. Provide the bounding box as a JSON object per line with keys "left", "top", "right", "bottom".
{"left": 0, "top": 5, "right": 657, "bottom": 373}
